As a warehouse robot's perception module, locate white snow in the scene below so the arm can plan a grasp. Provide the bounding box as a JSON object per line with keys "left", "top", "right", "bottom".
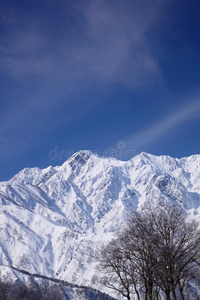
{"left": 0, "top": 150, "right": 200, "bottom": 298}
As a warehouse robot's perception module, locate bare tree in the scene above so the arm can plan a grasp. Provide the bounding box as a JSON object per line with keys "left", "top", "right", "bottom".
{"left": 0, "top": 278, "right": 8, "bottom": 300}
{"left": 97, "top": 210, "right": 157, "bottom": 300}
{"left": 97, "top": 203, "right": 200, "bottom": 300}
{"left": 6, "top": 282, "right": 31, "bottom": 300}
{"left": 40, "top": 281, "right": 65, "bottom": 300}
{"left": 97, "top": 239, "right": 139, "bottom": 300}
{"left": 146, "top": 205, "right": 200, "bottom": 300}
{"left": 119, "top": 209, "right": 157, "bottom": 300}
{"left": 0, "top": 277, "right": 65, "bottom": 300}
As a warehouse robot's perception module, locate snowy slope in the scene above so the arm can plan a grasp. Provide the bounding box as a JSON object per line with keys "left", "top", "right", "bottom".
{"left": 0, "top": 151, "right": 200, "bottom": 298}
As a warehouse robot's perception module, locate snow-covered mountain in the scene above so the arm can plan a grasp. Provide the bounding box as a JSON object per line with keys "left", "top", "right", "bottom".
{"left": 0, "top": 151, "right": 200, "bottom": 298}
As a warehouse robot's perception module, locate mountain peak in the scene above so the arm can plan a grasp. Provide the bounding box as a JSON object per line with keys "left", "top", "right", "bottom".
{"left": 0, "top": 151, "right": 200, "bottom": 299}
{"left": 61, "top": 150, "right": 96, "bottom": 168}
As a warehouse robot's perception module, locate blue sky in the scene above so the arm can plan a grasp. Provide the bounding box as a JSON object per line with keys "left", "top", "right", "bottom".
{"left": 0, "top": 0, "right": 200, "bottom": 181}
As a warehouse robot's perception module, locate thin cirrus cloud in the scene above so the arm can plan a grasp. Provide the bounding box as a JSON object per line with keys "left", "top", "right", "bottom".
{"left": 0, "top": 0, "right": 167, "bottom": 158}
{"left": 0, "top": 0, "right": 169, "bottom": 168}
{"left": 0, "top": 0, "right": 164, "bottom": 87}
{"left": 127, "top": 97, "right": 200, "bottom": 149}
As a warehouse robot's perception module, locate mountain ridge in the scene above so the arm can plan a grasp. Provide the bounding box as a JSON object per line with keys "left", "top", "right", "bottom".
{"left": 0, "top": 151, "right": 200, "bottom": 299}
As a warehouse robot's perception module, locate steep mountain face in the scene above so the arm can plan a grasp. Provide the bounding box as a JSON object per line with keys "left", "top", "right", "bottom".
{"left": 0, "top": 151, "right": 200, "bottom": 298}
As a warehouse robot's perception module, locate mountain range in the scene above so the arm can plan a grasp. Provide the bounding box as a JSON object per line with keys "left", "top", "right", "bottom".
{"left": 0, "top": 151, "right": 200, "bottom": 299}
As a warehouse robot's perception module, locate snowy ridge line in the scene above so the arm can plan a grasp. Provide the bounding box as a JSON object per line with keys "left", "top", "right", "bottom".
{"left": 0, "top": 264, "right": 116, "bottom": 300}
{"left": 0, "top": 151, "right": 200, "bottom": 298}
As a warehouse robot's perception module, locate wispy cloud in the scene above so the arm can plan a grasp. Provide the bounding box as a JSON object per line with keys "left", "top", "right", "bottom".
{"left": 126, "top": 96, "right": 200, "bottom": 148}
{"left": 0, "top": 0, "right": 164, "bottom": 87}
{"left": 0, "top": 0, "right": 169, "bottom": 168}
{"left": 0, "top": 0, "right": 167, "bottom": 159}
